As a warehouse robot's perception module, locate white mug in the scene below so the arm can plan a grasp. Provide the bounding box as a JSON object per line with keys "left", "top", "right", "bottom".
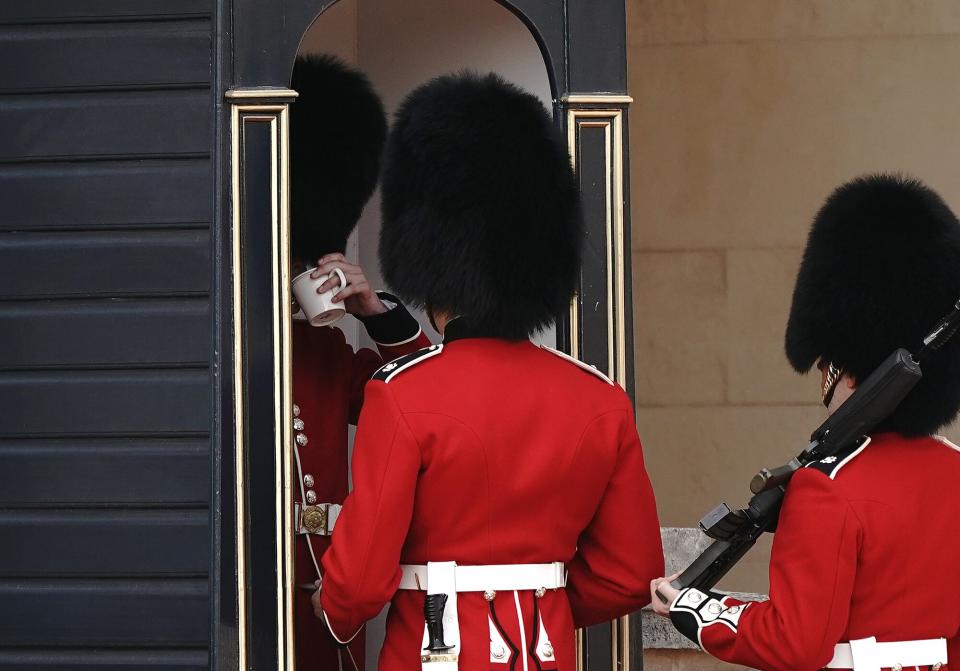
{"left": 292, "top": 267, "right": 348, "bottom": 326}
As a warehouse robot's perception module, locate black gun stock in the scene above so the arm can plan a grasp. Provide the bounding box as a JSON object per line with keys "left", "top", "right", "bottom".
{"left": 750, "top": 349, "right": 921, "bottom": 495}
{"left": 670, "top": 487, "right": 784, "bottom": 592}
{"left": 667, "top": 298, "right": 960, "bottom": 595}
{"left": 669, "top": 539, "right": 752, "bottom": 594}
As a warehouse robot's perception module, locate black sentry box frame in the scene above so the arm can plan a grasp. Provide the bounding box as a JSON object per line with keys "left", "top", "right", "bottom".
{"left": 215, "top": 2, "right": 638, "bottom": 670}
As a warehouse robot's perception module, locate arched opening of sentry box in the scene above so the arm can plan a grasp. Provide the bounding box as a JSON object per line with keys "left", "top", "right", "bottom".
{"left": 286, "top": 2, "right": 553, "bottom": 668}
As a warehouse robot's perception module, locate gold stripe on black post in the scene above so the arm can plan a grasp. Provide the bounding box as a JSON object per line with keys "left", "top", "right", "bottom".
{"left": 226, "top": 87, "right": 298, "bottom": 671}
{"left": 562, "top": 93, "right": 635, "bottom": 671}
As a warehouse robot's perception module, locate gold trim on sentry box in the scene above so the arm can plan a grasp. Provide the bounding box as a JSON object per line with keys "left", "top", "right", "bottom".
{"left": 565, "top": 105, "right": 628, "bottom": 388}
{"left": 274, "top": 98, "right": 296, "bottom": 669}
{"left": 228, "top": 97, "right": 247, "bottom": 671}
{"left": 563, "top": 94, "right": 634, "bottom": 105}
{"left": 227, "top": 87, "right": 297, "bottom": 671}
{"left": 564, "top": 94, "right": 632, "bottom": 671}
{"left": 226, "top": 88, "right": 300, "bottom": 100}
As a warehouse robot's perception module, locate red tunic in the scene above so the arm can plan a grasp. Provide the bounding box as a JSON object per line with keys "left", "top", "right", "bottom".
{"left": 318, "top": 320, "right": 664, "bottom": 671}
{"left": 668, "top": 432, "right": 960, "bottom": 671}
{"left": 292, "top": 296, "right": 430, "bottom": 671}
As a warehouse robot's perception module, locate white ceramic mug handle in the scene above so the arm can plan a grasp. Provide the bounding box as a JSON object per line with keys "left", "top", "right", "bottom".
{"left": 330, "top": 267, "right": 348, "bottom": 295}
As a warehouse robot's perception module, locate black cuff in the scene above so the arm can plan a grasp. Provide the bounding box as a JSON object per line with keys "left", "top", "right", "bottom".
{"left": 357, "top": 292, "right": 422, "bottom": 346}
{"left": 668, "top": 588, "right": 728, "bottom": 646}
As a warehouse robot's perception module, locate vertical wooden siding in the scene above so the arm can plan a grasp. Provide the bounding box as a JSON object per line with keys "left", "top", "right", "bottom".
{"left": 0, "top": 2, "right": 213, "bottom": 668}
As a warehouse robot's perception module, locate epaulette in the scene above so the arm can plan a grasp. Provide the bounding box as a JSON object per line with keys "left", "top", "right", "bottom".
{"left": 538, "top": 345, "right": 614, "bottom": 385}
{"left": 805, "top": 436, "right": 872, "bottom": 479}
{"left": 372, "top": 344, "right": 443, "bottom": 383}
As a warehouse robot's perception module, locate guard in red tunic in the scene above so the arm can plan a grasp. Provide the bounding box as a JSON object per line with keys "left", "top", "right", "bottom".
{"left": 651, "top": 175, "right": 960, "bottom": 671}
{"left": 311, "top": 72, "right": 664, "bottom": 670}
{"left": 289, "top": 55, "right": 431, "bottom": 671}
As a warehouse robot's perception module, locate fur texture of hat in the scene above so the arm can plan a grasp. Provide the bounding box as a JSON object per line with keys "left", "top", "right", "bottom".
{"left": 379, "top": 72, "right": 583, "bottom": 339}
{"left": 785, "top": 174, "right": 960, "bottom": 436}
{"left": 289, "top": 55, "right": 386, "bottom": 261}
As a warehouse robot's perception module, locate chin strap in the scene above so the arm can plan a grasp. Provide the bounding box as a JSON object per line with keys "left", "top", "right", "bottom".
{"left": 915, "top": 298, "right": 960, "bottom": 365}
{"left": 821, "top": 361, "right": 845, "bottom": 408}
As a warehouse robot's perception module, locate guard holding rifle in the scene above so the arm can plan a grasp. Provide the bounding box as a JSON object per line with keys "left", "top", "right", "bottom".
{"left": 652, "top": 174, "right": 960, "bottom": 671}
{"left": 311, "top": 72, "right": 664, "bottom": 670}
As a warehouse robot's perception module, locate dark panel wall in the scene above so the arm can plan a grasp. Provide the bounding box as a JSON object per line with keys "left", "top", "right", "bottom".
{"left": 0, "top": 1, "right": 213, "bottom": 668}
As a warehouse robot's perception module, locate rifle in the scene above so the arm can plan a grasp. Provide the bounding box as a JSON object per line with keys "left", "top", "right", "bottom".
{"left": 660, "top": 298, "right": 960, "bottom": 598}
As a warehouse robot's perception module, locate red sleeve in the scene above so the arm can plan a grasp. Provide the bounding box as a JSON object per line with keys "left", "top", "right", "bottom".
{"left": 669, "top": 468, "right": 861, "bottom": 671}
{"left": 566, "top": 399, "right": 664, "bottom": 627}
{"left": 319, "top": 382, "right": 421, "bottom": 643}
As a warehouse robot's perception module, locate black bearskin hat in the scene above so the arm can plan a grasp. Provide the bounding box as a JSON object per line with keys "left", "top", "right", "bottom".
{"left": 785, "top": 174, "right": 960, "bottom": 436}
{"left": 289, "top": 55, "right": 387, "bottom": 261}
{"left": 379, "top": 72, "right": 583, "bottom": 339}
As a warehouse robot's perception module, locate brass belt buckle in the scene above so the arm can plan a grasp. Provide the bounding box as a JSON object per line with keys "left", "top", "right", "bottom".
{"left": 301, "top": 504, "right": 328, "bottom": 535}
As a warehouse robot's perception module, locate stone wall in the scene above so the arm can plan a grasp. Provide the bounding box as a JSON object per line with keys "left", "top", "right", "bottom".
{"left": 627, "top": 2, "right": 960, "bottom": 667}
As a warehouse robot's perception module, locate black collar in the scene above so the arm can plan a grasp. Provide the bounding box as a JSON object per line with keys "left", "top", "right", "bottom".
{"left": 442, "top": 317, "right": 520, "bottom": 344}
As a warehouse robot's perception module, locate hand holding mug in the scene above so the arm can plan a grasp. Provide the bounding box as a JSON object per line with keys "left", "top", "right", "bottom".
{"left": 310, "top": 254, "right": 386, "bottom": 318}
{"left": 292, "top": 266, "right": 348, "bottom": 326}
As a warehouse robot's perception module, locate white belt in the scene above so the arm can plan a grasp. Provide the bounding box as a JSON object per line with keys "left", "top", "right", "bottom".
{"left": 294, "top": 502, "right": 341, "bottom": 536}
{"left": 826, "top": 636, "right": 947, "bottom": 670}
{"left": 398, "top": 561, "right": 566, "bottom": 593}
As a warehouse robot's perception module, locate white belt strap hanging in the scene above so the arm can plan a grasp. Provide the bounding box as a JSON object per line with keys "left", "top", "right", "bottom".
{"left": 420, "top": 561, "right": 460, "bottom": 671}
{"left": 402, "top": 561, "right": 566, "bottom": 671}
{"left": 849, "top": 637, "right": 881, "bottom": 671}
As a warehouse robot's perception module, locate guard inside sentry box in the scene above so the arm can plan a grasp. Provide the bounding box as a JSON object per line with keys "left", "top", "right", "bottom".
{"left": 285, "top": 52, "right": 431, "bottom": 671}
